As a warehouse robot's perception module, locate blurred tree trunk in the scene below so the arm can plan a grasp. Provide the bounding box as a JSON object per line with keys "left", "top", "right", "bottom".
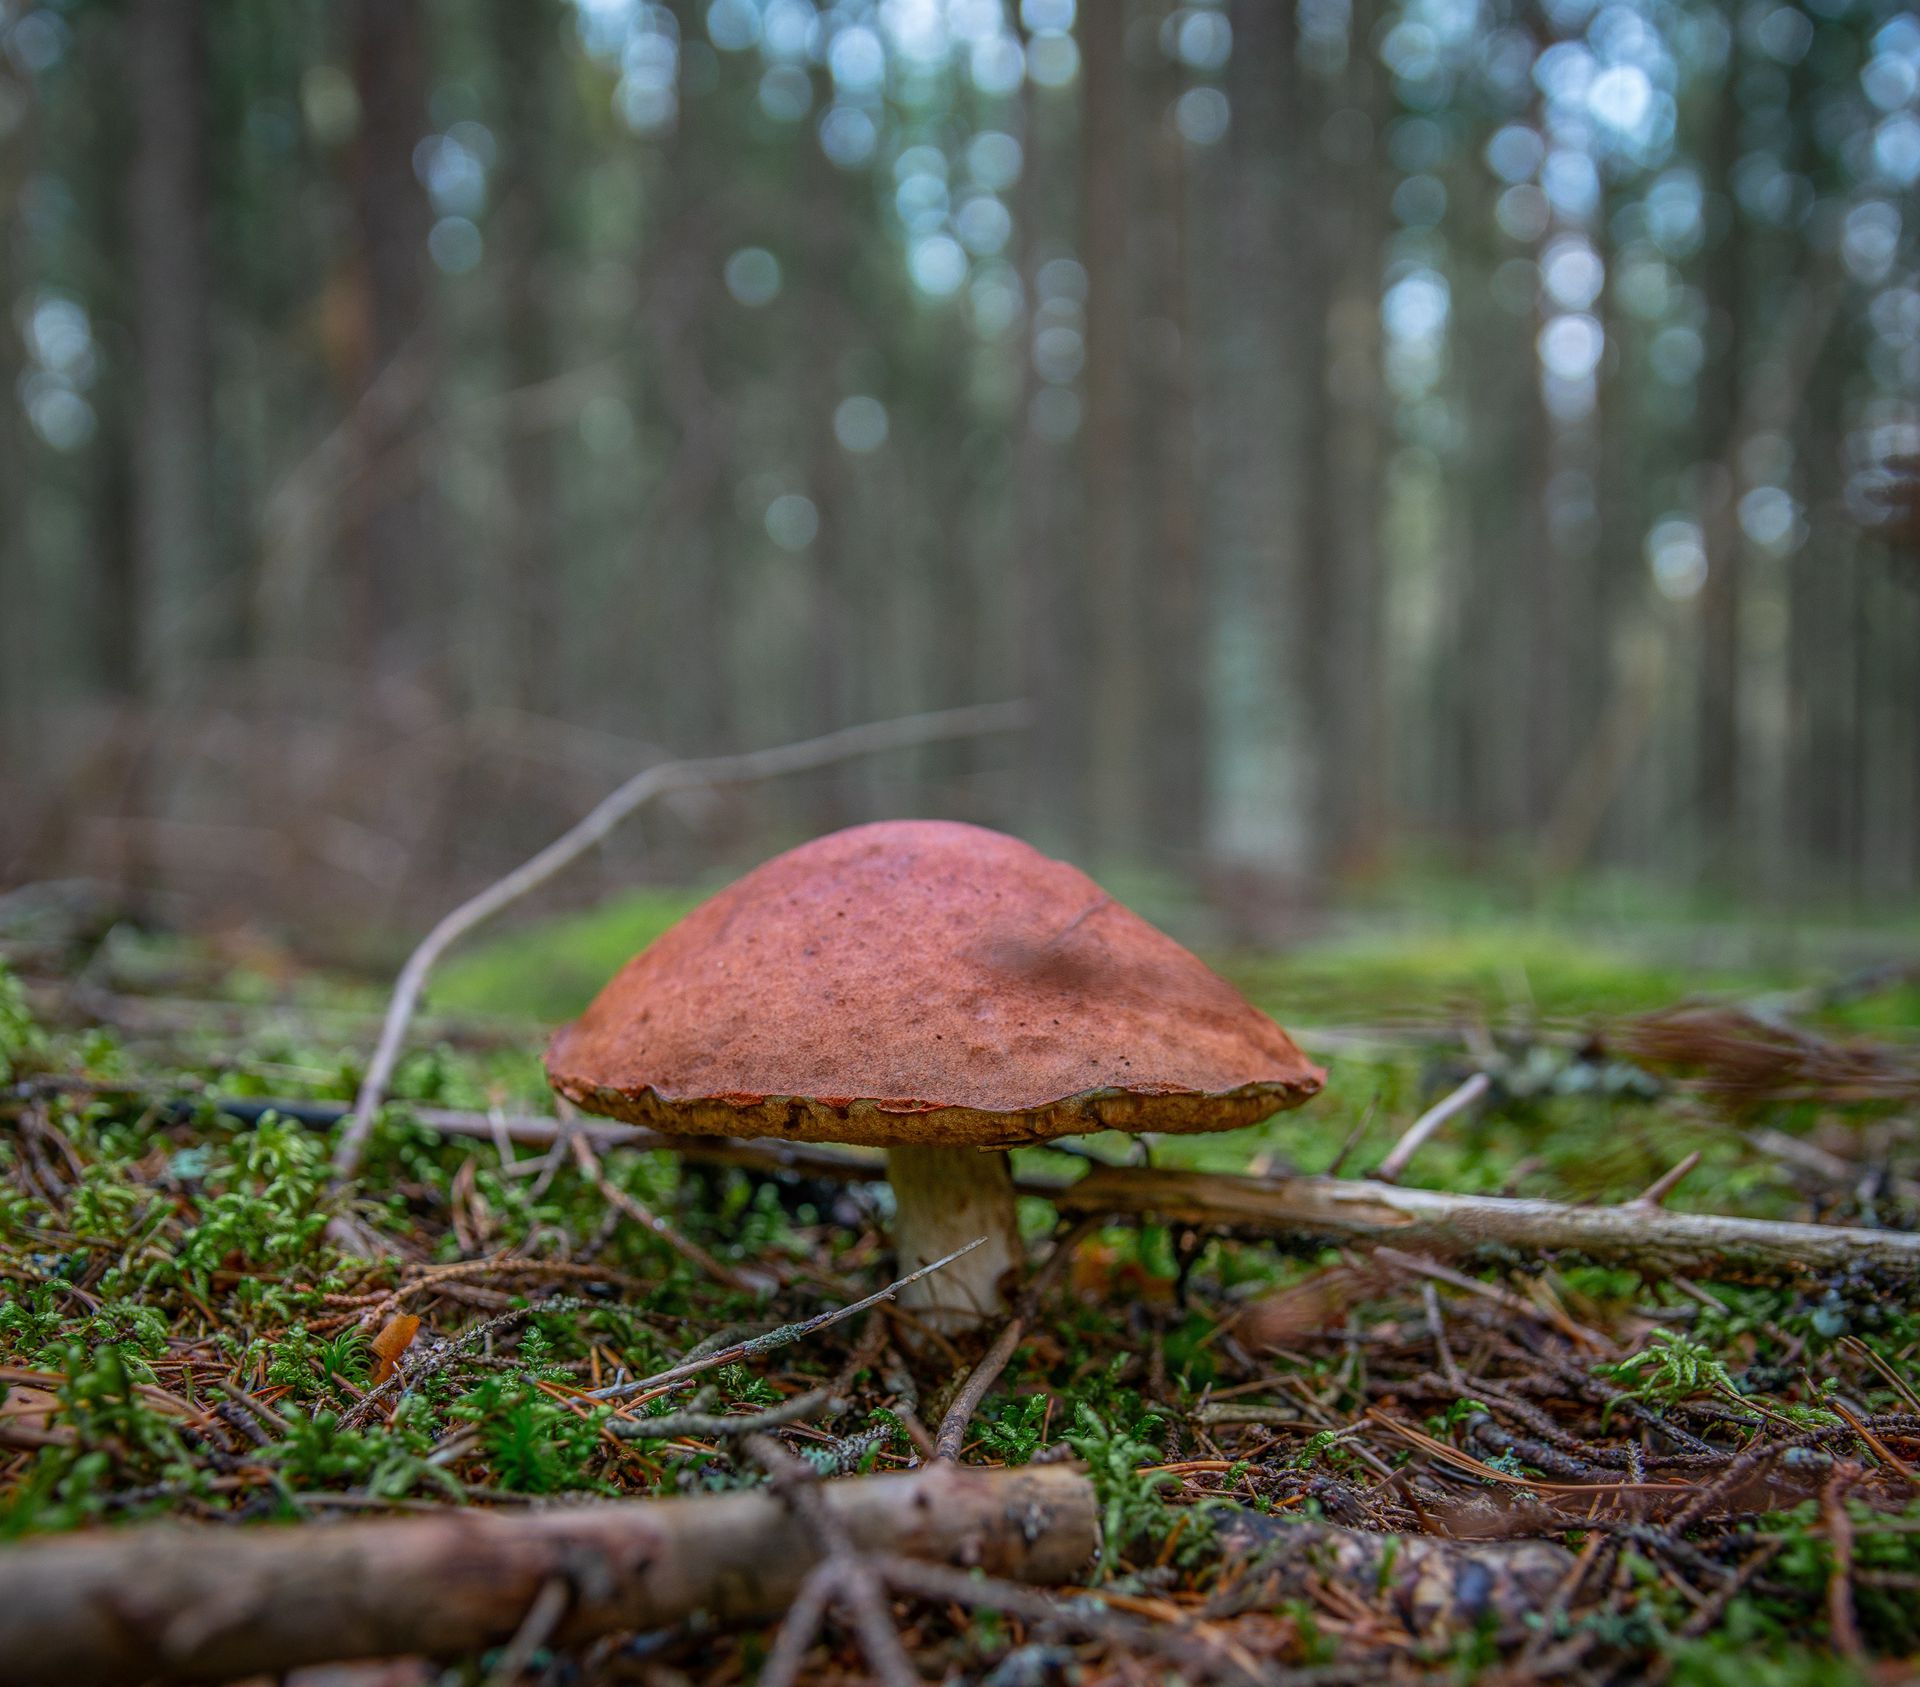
{"left": 635, "top": 76, "right": 730, "bottom": 755}
{"left": 804, "top": 141, "right": 855, "bottom": 831}
{"left": 1139, "top": 26, "right": 1207, "bottom": 855}
{"left": 63, "top": 12, "right": 147, "bottom": 898}
{"left": 1588, "top": 206, "right": 1639, "bottom": 872}
{"left": 92, "top": 281, "right": 140, "bottom": 705}
{"left": 1693, "top": 56, "right": 1748, "bottom": 875}
{"left": 1016, "top": 70, "right": 1082, "bottom": 843}
{"left": 491, "top": 0, "right": 562, "bottom": 713}
{"left": 0, "top": 51, "right": 27, "bottom": 749}
{"left": 1305, "top": 0, "right": 1387, "bottom": 878}
{"left": 1523, "top": 269, "right": 1582, "bottom": 838}
{"left": 1788, "top": 339, "right": 1854, "bottom": 889}
{"left": 647, "top": 281, "right": 731, "bottom": 752}
{"left": 1904, "top": 558, "right": 1920, "bottom": 898}
{"left": 84, "top": 18, "right": 138, "bottom": 699}
{"left": 128, "top": 0, "right": 218, "bottom": 694}
{"left": 1077, "top": 0, "right": 1143, "bottom": 856}
{"left": 928, "top": 428, "right": 988, "bottom": 808}
{"left": 1554, "top": 157, "right": 1640, "bottom": 872}
{"left": 1456, "top": 257, "right": 1538, "bottom": 853}
{"left": 348, "top": 0, "right": 440, "bottom": 687}
{"left": 1525, "top": 475, "right": 1577, "bottom": 841}
{"left": 1216, "top": 0, "right": 1302, "bottom": 866}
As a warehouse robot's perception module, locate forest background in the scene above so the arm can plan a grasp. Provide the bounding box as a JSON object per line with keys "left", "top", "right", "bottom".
{"left": 1, "top": 0, "right": 1917, "bottom": 951}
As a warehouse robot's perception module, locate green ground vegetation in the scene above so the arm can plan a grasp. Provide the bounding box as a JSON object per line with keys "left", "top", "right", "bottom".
{"left": 3, "top": 903, "right": 1918, "bottom": 1680}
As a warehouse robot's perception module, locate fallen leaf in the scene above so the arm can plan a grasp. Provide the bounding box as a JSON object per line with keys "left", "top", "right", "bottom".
{"left": 370, "top": 1313, "right": 422, "bottom": 1385}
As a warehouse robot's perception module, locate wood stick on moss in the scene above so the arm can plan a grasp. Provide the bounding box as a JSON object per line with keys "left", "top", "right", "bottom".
{"left": 566, "top": 1128, "right": 758, "bottom": 1294}
{"left": 588, "top": 1237, "right": 985, "bottom": 1403}
{"left": 167, "top": 1093, "right": 1920, "bottom": 1281}
{"left": 456, "top": 1111, "right": 1920, "bottom": 1281}
{"left": 1057, "top": 1164, "right": 1920, "bottom": 1279}
{"left": 0, "top": 1462, "right": 1094, "bottom": 1687}
{"left": 747, "top": 1432, "right": 919, "bottom": 1687}
{"left": 331, "top": 700, "right": 1030, "bottom": 1182}
{"left": 934, "top": 1216, "right": 1104, "bottom": 1461}
{"left": 1372, "top": 1072, "right": 1490, "bottom": 1184}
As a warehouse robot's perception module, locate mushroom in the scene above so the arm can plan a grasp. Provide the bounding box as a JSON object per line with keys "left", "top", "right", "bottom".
{"left": 545, "top": 820, "right": 1323, "bottom": 1328}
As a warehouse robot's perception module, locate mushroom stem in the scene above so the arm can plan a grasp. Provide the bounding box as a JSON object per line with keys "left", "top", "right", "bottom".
{"left": 887, "top": 1145, "right": 1022, "bottom": 1329}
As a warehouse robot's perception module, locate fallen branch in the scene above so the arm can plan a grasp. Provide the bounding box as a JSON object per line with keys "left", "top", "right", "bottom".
{"left": 1204, "top": 1506, "right": 1576, "bottom": 1635}
{"left": 883, "top": 1558, "right": 1266, "bottom": 1684}
{"left": 1057, "top": 1164, "right": 1920, "bottom": 1280}
{"left": 748, "top": 1433, "right": 918, "bottom": 1687}
{"left": 566, "top": 1128, "right": 760, "bottom": 1294}
{"left": 0, "top": 1462, "right": 1095, "bottom": 1687}
{"left": 331, "top": 700, "right": 1030, "bottom": 1181}
{"left": 589, "top": 1238, "right": 984, "bottom": 1403}
{"left": 934, "top": 1217, "right": 1103, "bottom": 1461}
{"left": 1372, "top": 1072, "right": 1490, "bottom": 1184}
{"left": 19, "top": 1087, "right": 884, "bottom": 1183}
{"left": 40, "top": 1090, "right": 1920, "bottom": 1281}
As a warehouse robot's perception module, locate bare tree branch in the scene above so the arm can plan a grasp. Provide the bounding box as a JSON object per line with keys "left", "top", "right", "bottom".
{"left": 0, "top": 1463, "right": 1095, "bottom": 1687}
{"left": 1060, "top": 1162, "right": 1920, "bottom": 1279}
{"left": 1372, "top": 1072, "right": 1490, "bottom": 1185}
{"left": 56, "top": 1085, "right": 1920, "bottom": 1283}
{"left": 331, "top": 701, "right": 1030, "bottom": 1181}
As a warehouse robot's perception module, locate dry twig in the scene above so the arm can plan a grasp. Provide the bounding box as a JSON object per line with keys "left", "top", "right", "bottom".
{"left": 1823, "top": 1464, "right": 1868, "bottom": 1661}
{"left": 1059, "top": 1163, "right": 1920, "bottom": 1279}
{"left": 566, "top": 1130, "right": 760, "bottom": 1294}
{"left": 934, "top": 1217, "right": 1102, "bottom": 1461}
{"left": 748, "top": 1434, "right": 920, "bottom": 1687}
{"left": 612, "top": 1317, "right": 885, "bottom": 1442}
{"left": 0, "top": 1463, "right": 1095, "bottom": 1687}
{"left": 1372, "top": 1072, "right": 1490, "bottom": 1185}
{"left": 331, "top": 701, "right": 1029, "bottom": 1181}
{"left": 588, "top": 1238, "right": 985, "bottom": 1404}
{"left": 127, "top": 1089, "right": 1920, "bottom": 1282}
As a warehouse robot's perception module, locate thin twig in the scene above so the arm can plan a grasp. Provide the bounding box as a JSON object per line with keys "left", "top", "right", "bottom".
{"left": 588, "top": 1239, "right": 985, "bottom": 1403}
{"left": 1321, "top": 1091, "right": 1380, "bottom": 1179}
{"left": 342, "top": 1296, "right": 592, "bottom": 1428}
{"left": 1423, "top": 1280, "right": 1464, "bottom": 1392}
{"left": 567, "top": 1131, "right": 759, "bottom": 1294}
{"left": 1631, "top": 1150, "right": 1703, "bottom": 1209}
{"left": 1823, "top": 1464, "right": 1867, "bottom": 1660}
{"left": 1190, "top": 1403, "right": 1321, "bottom": 1429}
{"left": 1645, "top": 1539, "right": 1787, "bottom": 1684}
{"left": 935, "top": 1314, "right": 1028, "bottom": 1464}
{"left": 747, "top": 1435, "right": 920, "bottom": 1687}
{"left": 612, "top": 1318, "right": 885, "bottom": 1442}
{"left": 933, "top": 1216, "right": 1101, "bottom": 1462}
{"left": 1828, "top": 1399, "right": 1918, "bottom": 1481}
{"left": 1748, "top": 1126, "right": 1920, "bottom": 1204}
{"left": 482, "top": 1576, "right": 570, "bottom": 1687}
{"left": 757, "top": 1561, "right": 840, "bottom": 1687}
{"left": 1372, "top": 1072, "right": 1490, "bottom": 1185}
{"left": 1842, "top": 1335, "right": 1920, "bottom": 1416}
{"left": 332, "top": 701, "right": 1030, "bottom": 1180}
{"left": 882, "top": 1560, "right": 1263, "bottom": 1684}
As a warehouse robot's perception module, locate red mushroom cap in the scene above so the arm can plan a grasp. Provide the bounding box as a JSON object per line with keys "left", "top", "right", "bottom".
{"left": 546, "top": 820, "right": 1324, "bottom": 1148}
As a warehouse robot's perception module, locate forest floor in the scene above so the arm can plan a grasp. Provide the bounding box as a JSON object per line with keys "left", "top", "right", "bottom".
{"left": 4, "top": 891, "right": 1920, "bottom": 1685}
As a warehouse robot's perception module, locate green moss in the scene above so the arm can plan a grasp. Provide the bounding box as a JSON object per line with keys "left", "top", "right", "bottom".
{"left": 5, "top": 893, "right": 1919, "bottom": 1680}
{"left": 430, "top": 889, "right": 700, "bottom": 1022}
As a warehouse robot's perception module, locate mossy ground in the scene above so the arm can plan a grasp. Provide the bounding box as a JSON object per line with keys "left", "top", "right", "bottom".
{"left": 4, "top": 898, "right": 1919, "bottom": 1683}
